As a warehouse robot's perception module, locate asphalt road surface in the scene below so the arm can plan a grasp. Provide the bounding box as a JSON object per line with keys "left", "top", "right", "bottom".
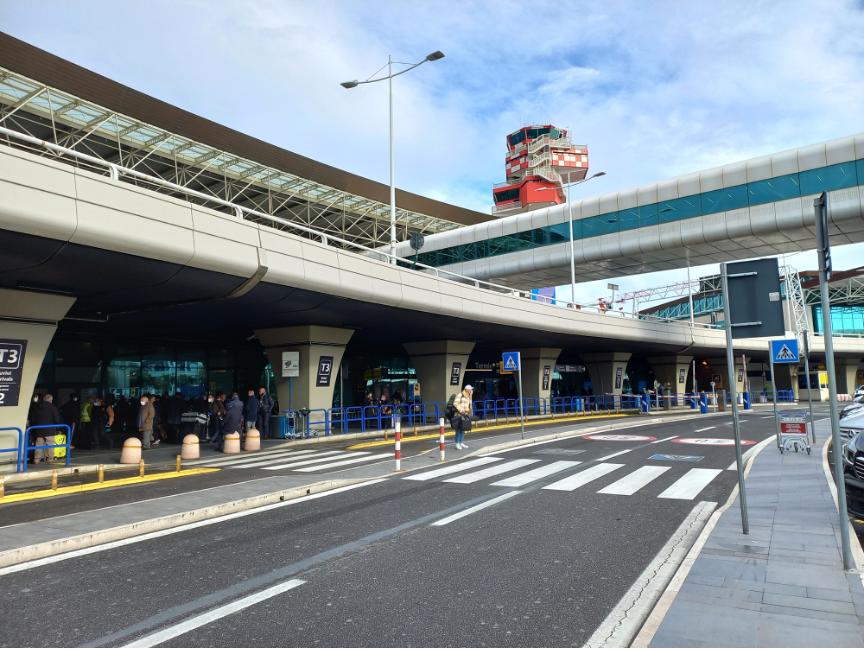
{"left": 1, "top": 408, "right": 835, "bottom": 648}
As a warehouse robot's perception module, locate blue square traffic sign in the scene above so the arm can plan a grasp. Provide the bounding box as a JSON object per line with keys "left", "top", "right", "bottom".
{"left": 502, "top": 351, "right": 520, "bottom": 372}
{"left": 770, "top": 339, "right": 799, "bottom": 364}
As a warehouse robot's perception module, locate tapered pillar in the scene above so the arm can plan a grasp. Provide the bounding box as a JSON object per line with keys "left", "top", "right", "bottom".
{"left": 581, "top": 352, "right": 632, "bottom": 396}
{"left": 255, "top": 326, "right": 354, "bottom": 412}
{"left": 403, "top": 341, "right": 475, "bottom": 405}
{"left": 707, "top": 356, "right": 749, "bottom": 393}
{"left": 510, "top": 348, "right": 562, "bottom": 400}
{"left": 0, "top": 289, "right": 76, "bottom": 464}
{"left": 835, "top": 358, "right": 862, "bottom": 395}
{"left": 647, "top": 355, "right": 694, "bottom": 394}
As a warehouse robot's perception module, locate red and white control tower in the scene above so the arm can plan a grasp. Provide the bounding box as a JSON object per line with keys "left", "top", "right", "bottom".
{"left": 492, "top": 125, "right": 588, "bottom": 215}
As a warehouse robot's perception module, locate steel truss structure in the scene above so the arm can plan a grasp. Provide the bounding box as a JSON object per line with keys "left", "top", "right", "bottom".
{"left": 0, "top": 67, "right": 460, "bottom": 249}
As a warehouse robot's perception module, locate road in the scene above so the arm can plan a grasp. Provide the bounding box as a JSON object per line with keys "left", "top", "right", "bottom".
{"left": 0, "top": 407, "right": 835, "bottom": 648}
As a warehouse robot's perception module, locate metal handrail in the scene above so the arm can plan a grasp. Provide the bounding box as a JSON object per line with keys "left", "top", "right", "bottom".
{"left": 0, "top": 427, "right": 24, "bottom": 473}
{"left": 22, "top": 424, "right": 72, "bottom": 471}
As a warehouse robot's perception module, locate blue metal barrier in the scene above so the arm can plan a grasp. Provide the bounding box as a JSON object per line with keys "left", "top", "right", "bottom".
{"left": 305, "top": 409, "right": 329, "bottom": 437}
{"left": 743, "top": 391, "right": 752, "bottom": 410}
{"left": 23, "top": 424, "right": 72, "bottom": 471}
{"left": 699, "top": 392, "right": 709, "bottom": 414}
{"left": 0, "top": 427, "right": 24, "bottom": 473}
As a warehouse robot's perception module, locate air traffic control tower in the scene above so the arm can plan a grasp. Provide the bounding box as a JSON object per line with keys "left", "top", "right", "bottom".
{"left": 492, "top": 125, "right": 589, "bottom": 215}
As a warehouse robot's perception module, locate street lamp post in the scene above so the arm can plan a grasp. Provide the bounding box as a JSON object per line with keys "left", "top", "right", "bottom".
{"left": 341, "top": 51, "right": 445, "bottom": 263}
{"left": 566, "top": 171, "right": 605, "bottom": 306}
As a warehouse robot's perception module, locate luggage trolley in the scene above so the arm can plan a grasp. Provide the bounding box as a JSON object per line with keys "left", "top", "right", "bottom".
{"left": 778, "top": 410, "right": 810, "bottom": 454}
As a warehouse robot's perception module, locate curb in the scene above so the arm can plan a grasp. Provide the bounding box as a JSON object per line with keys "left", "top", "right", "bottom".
{"left": 821, "top": 438, "right": 864, "bottom": 572}
{"left": 3, "top": 463, "right": 128, "bottom": 484}
{"left": 0, "top": 478, "right": 365, "bottom": 570}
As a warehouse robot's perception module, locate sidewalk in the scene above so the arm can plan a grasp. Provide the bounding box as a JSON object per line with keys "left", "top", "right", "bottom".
{"left": 638, "top": 422, "right": 864, "bottom": 648}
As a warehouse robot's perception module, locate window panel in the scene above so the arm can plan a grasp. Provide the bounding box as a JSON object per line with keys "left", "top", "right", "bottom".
{"left": 800, "top": 162, "right": 858, "bottom": 195}
{"left": 700, "top": 185, "right": 748, "bottom": 214}
{"left": 747, "top": 174, "right": 800, "bottom": 205}
{"left": 619, "top": 203, "right": 658, "bottom": 231}
{"left": 581, "top": 213, "right": 619, "bottom": 238}
{"left": 658, "top": 196, "right": 701, "bottom": 222}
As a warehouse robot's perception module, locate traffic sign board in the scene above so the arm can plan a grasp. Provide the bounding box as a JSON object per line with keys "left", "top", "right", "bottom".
{"left": 502, "top": 351, "right": 520, "bottom": 372}
{"left": 770, "top": 339, "right": 799, "bottom": 364}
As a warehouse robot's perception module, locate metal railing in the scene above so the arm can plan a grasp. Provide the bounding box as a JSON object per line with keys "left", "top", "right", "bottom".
{"left": 0, "top": 427, "right": 25, "bottom": 473}
{"left": 492, "top": 200, "right": 522, "bottom": 214}
{"left": 22, "top": 424, "right": 72, "bottom": 472}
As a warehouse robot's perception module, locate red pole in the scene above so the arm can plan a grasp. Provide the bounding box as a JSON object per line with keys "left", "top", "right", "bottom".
{"left": 439, "top": 417, "right": 446, "bottom": 462}
{"left": 394, "top": 421, "right": 402, "bottom": 471}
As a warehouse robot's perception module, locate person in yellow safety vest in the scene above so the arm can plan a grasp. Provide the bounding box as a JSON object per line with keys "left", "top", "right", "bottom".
{"left": 80, "top": 396, "right": 93, "bottom": 447}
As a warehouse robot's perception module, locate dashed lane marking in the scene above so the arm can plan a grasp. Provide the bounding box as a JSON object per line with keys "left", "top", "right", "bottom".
{"left": 430, "top": 491, "right": 521, "bottom": 526}
{"left": 693, "top": 427, "right": 715, "bottom": 433}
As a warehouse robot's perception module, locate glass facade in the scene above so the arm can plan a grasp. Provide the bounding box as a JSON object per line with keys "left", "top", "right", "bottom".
{"left": 813, "top": 304, "right": 864, "bottom": 335}
{"left": 416, "top": 158, "right": 864, "bottom": 268}
{"left": 36, "top": 339, "right": 269, "bottom": 404}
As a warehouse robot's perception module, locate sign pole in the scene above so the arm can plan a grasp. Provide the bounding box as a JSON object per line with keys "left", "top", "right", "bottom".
{"left": 721, "top": 262, "right": 749, "bottom": 535}
{"left": 803, "top": 340, "right": 816, "bottom": 444}
{"left": 517, "top": 353, "right": 525, "bottom": 439}
{"left": 815, "top": 192, "right": 854, "bottom": 571}
{"left": 770, "top": 348, "right": 781, "bottom": 449}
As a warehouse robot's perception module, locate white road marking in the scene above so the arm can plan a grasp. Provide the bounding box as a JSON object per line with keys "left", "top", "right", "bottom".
{"left": 196, "top": 450, "right": 319, "bottom": 469}
{"left": 443, "top": 459, "right": 539, "bottom": 484}
{"left": 543, "top": 463, "right": 624, "bottom": 492}
{"left": 230, "top": 451, "right": 335, "bottom": 469}
{"left": 597, "top": 466, "right": 671, "bottom": 496}
{"left": 491, "top": 461, "right": 582, "bottom": 487}
{"left": 403, "top": 457, "right": 503, "bottom": 481}
{"left": 264, "top": 451, "right": 364, "bottom": 471}
{"left": 0, "top": 479, "right": 388, "bottom": 577}
{"left": 650, "top": 436, "right": 679, "bottom": 444}
{"left": 596, "top": 449, "right": 633, "bottom": 461}
{"left": 431, "top": 491, "right": 522, "bottom": 526}
{"left": 123, "top": 579, "right": 306, "bottom": 647}
{"left": 726, "top": 436, "right": 776, "bottom": 470}
{"left": 182, "top": 448, "right": 316, "bottom": 466}
{"left": 761, "top": 416, "right": 774, "bottom": 419}
{"left": 294, "top": 452, "right": 391, "bottom": 472}
{"left": 658, "top": 468, "right": 723, "bottom": 500}
{"left": 693, "top": 427, "right": 715, "bottom": 433}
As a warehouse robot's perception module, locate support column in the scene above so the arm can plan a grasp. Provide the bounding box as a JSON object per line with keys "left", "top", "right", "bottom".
{"left": 646, "top": 355, "right": 694, "bottom": 394}
{"left": 255, "top": 326, "right": 354, "bottom": 412}
{"left": 707, "top": 356, "right": 749, "bottom": 394}
{"left": 511, "top": 348, "right": 562, "bottom": 400}
{"left": 835, "top": 358, "right": 862, "bottom": 396}
{"left": 403, "top": 340, "right": 475, "bottom": 405}
{"left": 0, "top": 289, "right": 76, "bottom": 464}
{"left": 581, "top": 352, "right": 632, "bottom": 396}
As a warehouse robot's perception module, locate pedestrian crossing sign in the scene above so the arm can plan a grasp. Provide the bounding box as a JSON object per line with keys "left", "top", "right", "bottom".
{"left": 770, "top": 339, "right": 799, "bottom": 364}
{"left": 502, "top": 352, "right": 520, "bottom": 371}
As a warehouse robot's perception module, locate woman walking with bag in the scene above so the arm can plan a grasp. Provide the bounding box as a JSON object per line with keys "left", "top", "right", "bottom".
{"left": 451, "top": 385, "right": 474, "bottom": 450}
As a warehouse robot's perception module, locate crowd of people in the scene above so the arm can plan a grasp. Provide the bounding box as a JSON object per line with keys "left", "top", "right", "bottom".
{"left": 25, "top": 387, "right": 278, "bottom": 461}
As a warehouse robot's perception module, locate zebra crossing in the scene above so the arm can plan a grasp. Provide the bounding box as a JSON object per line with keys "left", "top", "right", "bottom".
{"left": 185, "top": 447, "right": 729, "bottom": 498}
{"left": 403, "top": 455, "right": 727, "bottom": 500}
{"left": 185, "top": 448, "right": 392, "bottom": 473}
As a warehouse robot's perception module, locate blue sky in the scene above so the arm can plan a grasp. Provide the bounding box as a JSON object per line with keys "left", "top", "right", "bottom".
{"left": 2, "top": 0, "right": 863, "bottom": 306}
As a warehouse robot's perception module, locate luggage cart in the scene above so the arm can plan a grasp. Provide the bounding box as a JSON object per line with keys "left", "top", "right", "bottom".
{"left": 779, "top": 411, "right": 810, "bottom": 454}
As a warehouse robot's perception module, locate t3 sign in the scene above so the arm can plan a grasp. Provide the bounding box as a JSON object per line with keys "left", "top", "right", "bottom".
{"left": 0, "top": 339, "right": 27, "bottom": 407}
{"left": 316, "top": 356, "right": 334, "bottom": 387}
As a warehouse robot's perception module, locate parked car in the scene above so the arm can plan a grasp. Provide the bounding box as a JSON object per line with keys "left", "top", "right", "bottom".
{"left": 839, "top": 409, "right": 864, "bottom": 443}
{"left": 842, "top": 431, "right": 864, "bottom": 518}
{"left": 856, "top": 384, "right": 864, "bottom": 396}
{"left": 840, "top": 394, "right": 864, "bottom": 420}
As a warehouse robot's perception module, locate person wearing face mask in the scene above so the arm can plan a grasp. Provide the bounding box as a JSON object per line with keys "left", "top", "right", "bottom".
{"left": 256, "top": 387, "right": 274, "bottom": 439}
{"left": 138, "top": 394, "right": 156, "bottom": 450}
{"left": 214, "top": 393, "right": 244, "bottom": 452}
{"left": 90, "top": 397, "right": 115, "bottom": 450}
{"left": 32, "top": 394, "right": 64, "bottom": 464}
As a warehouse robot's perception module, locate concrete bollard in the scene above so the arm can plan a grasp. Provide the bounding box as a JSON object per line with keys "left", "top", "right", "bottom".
{"left": 223, "top": 431, "right": 241, "bottom": 454}
{"left": 244, "top": 428, "right": 260, "bottom": 451}
{"left": 181, "top": 434, "right": 200, "bottom": 460}
{"left": 120, "top": 437, "right": 142, "bottom": 464}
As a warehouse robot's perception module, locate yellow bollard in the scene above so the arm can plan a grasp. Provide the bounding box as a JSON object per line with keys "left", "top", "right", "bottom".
{"left": 0, "top": 476, "right": 5, "bottom": 499}
{"left": 98, "top": 464, "right": 104, "bottom": 483}
{"left": 139, "top": 459, "right": 145, "bottom": 478}
{"left": 413, "top": 426, "right": 418, "bottom": 437}
{"left": 51, "top": 470, "right": 58, "bottom": 491}
{"left": 176, "top": 455, "right": 182, "bottom": 473}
